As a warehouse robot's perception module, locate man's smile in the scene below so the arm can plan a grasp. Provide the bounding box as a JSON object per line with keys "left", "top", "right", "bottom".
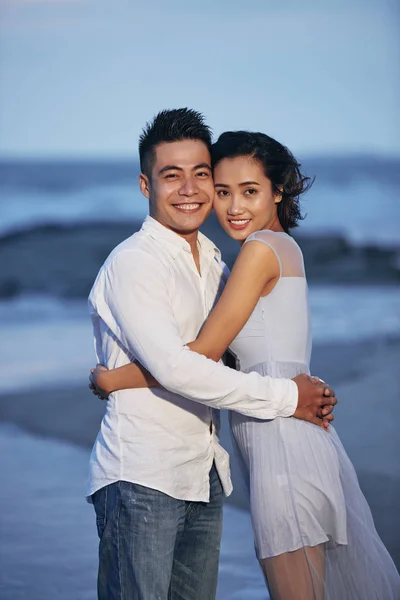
{"left": 172, "top": 202, "right": 204, "bottom": 213}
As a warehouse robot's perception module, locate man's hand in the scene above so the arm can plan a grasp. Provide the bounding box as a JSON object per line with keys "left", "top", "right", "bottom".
{"left": 89, "top": 364, "right": 109, "bottom": 400}
{"left": 292, "top": 374, "right": 337, "bottom": 430}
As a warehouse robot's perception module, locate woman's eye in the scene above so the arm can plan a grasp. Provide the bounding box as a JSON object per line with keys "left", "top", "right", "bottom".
{"left": 245, "top": 188, "right": 257, "bottom": 195}
{"left": 216, "top": 190, "right": 229, "bottom": 197}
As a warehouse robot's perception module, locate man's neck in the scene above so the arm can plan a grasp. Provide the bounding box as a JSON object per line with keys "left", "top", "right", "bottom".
{"left": 149, "top": 216, "right": 201, "bottom": 272}
{"left": 179, "top": 230, "right": 199, "bottom": 255}
{"left": 179, "top": 229, "right": 201, "bottom": 274}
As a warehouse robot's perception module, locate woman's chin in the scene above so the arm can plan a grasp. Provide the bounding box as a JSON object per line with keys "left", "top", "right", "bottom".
{"left": 232, "top": 232, "right": 250, "bottom": 243}
{"left": 221, "top": 223, "right": 253, "bottom": 242}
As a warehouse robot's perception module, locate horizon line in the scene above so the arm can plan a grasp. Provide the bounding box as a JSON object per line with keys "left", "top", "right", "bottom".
{"left": 1, "top": 151, "right": 400, "bottom": 163}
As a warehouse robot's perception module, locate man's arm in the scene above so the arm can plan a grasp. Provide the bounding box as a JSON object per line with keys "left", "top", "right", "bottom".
{"left": 93, "top": 249, "right": 332, "bottom": 423}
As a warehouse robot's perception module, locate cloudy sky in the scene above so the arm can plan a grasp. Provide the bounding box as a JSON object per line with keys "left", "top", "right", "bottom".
{"left": 0, "top": 0, "right": 399, "bottom": 157}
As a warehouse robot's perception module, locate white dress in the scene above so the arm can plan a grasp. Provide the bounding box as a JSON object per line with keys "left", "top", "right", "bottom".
{"left": 228, "top": 230, "right": 400, "bottom": 599}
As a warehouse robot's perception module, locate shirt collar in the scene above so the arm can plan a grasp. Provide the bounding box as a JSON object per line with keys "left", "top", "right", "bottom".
{"left": 197, "top": 229, "right": 222, "bottom": 262}
{"left": 141, "top": 215, "right": 221, "bottom": 262}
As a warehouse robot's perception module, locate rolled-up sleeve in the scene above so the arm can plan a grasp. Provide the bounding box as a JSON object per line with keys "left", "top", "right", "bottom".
{"left": 93, "top": 249, "right": 297, "bottom": 419}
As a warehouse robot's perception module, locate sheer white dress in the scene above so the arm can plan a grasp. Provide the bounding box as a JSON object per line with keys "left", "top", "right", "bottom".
{"left": 228, "top": 230, "right": 400, "bottom": 599}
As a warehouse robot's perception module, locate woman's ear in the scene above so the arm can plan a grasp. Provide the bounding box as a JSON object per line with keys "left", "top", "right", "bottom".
{"left": 274, "top": 185, "right": 283, "bottom": 204}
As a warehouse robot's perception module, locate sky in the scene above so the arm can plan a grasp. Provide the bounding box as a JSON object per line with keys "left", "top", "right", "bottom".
{"left": 0, "top": 0, "right": 399, "bottom": 158}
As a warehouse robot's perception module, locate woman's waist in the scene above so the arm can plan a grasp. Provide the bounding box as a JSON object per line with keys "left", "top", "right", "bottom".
{"left": 240, "top": 359, "right": 310, "bottom": 379}
{"left": 229, "top": 411, "right": 337, "bottom": 447}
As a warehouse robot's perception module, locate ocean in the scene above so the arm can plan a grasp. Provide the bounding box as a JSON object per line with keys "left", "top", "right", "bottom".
{"left": 0, "top": 156, "right": 399, "bottom": 387}
{"left": 1, "top": 156, "right": 399, "bottom": 242}
{"left": 0, "top": 157, "right": 399, "bottom": 367}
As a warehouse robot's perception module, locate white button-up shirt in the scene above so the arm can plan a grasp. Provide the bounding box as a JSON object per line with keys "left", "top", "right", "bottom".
{"left": 87, "top": 216, "right": 298, "bottom": 502}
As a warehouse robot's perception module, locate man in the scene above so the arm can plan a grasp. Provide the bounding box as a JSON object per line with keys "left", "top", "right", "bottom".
{"left": 88, "top": 108, "right": 336, "bottom": 600}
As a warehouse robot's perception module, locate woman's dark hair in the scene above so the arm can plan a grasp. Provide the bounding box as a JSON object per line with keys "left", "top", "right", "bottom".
{"left": 211, "top": 131, "right": 313, "bottom": 231}
{"left": 139, "top": 108, "right": 212, "bottom": 177}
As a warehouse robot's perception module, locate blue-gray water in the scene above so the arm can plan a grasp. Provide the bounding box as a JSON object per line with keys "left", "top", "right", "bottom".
{"left": 0, "top": 157, "right": 399, "bottom": 310}
{"left": 1, "top": 156, "right": 399, "bottom": 246}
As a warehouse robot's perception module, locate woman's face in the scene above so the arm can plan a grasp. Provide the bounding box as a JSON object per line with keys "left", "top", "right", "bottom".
{"left": 213, "top": 155, "right": 282, "bottom": 243}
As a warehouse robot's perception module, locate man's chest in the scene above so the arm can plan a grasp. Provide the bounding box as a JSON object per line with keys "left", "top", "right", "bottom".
{"left": 168, "top": 258, "right": 227, "bottom": 342}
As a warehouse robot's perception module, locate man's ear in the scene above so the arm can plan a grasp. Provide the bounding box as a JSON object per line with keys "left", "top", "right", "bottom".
{"left": 139, "top": 173, "right": 151, "bottom": 199}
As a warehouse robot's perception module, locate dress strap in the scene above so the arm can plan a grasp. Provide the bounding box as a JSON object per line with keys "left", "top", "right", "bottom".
{"left": 244, "top": 231, "right": 283, "bottom": 278}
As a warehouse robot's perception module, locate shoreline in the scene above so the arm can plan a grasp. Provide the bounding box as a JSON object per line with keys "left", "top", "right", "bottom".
{"left": 1, "top": 334, "right": 399, "bottom": 568}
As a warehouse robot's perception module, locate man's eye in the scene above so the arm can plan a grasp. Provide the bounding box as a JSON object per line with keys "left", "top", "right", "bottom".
{"left": 165, "top": 173, "right": 177, "bottom": 179}
{"left": 196, "top": 171, "right": 209, "bottom": 178}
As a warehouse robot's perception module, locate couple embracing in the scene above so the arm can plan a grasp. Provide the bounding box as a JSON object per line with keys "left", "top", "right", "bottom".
{"left": 87, "top": 108, "right": 400, "bottom": 599}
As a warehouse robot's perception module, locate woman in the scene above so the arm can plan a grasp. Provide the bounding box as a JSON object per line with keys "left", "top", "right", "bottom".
{"left": 90, "top": 131, "right": 400, "bottom": 599}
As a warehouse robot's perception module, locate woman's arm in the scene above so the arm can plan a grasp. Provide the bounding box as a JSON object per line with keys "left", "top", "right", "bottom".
{"left": 187, "top": 240, "right": 279, "bottom": 361}
{"left": 90, "top": 362, "right": 158, "bottom": 398}
{"left": 91, "top": 240, "right": 279, "bottom": 396}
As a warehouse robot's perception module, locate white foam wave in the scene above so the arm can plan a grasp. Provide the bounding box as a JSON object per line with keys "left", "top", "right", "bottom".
{"left": 0, "top": 178, "right": 399, "bottom": 246}
{"left": 301, "top": 178, "right": 400, "bottom": 247}
{"left": 0, "top": 183, "right": 148, "bottom": 236}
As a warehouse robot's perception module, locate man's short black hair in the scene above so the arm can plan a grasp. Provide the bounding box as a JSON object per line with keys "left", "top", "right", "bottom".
{"left": 139, "top": 108, "right": 212, "bottom": 177}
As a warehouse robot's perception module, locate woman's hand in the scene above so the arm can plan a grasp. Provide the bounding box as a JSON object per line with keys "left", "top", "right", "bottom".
{"left": 89, "top": 364, "right": 110, "bottom": 400}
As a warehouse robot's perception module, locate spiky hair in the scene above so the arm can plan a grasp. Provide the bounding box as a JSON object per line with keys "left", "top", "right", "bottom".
{"left": 139, "top": 108, "right": 212, "bottom": 176}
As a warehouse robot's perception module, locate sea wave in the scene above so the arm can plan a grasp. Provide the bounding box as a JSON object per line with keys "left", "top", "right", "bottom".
{"left": 0, "top": 157, "right": 399, "bottom": 246}
{"left": 0, "top": 183, "right": 147, "bottom": 237}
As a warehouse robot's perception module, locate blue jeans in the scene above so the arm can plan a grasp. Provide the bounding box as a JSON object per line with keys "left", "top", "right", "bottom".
{"left": 92, "top": 465, "right": 224, "bottom": 600}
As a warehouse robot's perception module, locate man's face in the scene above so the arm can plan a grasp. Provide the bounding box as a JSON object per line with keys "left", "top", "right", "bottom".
{"left": 140, "top": 139, "right": 214, "bottom": 235}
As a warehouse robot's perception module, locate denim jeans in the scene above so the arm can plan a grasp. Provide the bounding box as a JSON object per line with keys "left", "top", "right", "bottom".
{"left": 92, "top": 465, "right": 224, "bottom": 600}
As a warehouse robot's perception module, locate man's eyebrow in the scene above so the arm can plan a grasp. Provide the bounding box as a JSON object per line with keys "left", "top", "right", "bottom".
{"left": 158, "top": 165, "right": 184, "bottom": 175}
{"left": 193, "top": 163, "right": 212, "bottom": 171}
{"left": 158, "top": 163, "right": 211, "bottom": 175}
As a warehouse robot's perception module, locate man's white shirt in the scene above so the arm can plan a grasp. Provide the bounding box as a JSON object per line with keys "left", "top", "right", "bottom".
{"left": 87, "top": 216, "right": 298, "bottom": 502}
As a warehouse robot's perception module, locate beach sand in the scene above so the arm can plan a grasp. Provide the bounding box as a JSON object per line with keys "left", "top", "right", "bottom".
{"left": 1, "top": 335, "right": 399, "bottom": 571}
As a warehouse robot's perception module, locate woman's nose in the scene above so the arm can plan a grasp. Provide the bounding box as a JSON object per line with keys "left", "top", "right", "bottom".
{"left": 227, "top": 199, "right": 244, "bottom": 215}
